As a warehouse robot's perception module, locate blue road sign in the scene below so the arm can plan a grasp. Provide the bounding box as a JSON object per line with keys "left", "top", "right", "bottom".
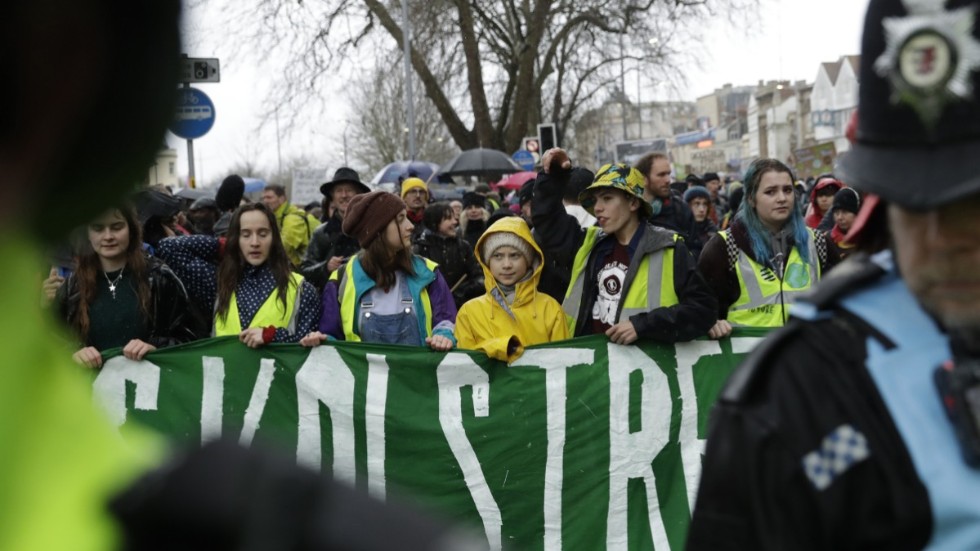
{"left": 169, "top": 87, "right": 215, "bottom": 139}
{"left": 513, "top": 149, "right": 535, "bottom": 171}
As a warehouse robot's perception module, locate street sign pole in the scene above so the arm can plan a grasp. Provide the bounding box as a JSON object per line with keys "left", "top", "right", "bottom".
{"left": 183, "top": 83, "right": 196, "bottom": 188}
{"left": 174, "top": 55, "right": 220, "bottom": 188}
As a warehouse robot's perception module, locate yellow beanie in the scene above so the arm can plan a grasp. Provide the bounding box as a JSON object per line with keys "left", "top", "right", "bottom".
{"left": 400, "top": 177, "right": 428, "bottom": 198}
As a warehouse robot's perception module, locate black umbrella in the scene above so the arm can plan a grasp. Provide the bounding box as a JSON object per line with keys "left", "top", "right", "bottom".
{"left": 174, "top": 187, "right": 214, "bottom": 201}
{"left": 131, "top": 189, "right": 182, "bottom": 224}
{"left": 439, "top": 148, "right": 523, "bottom": 178}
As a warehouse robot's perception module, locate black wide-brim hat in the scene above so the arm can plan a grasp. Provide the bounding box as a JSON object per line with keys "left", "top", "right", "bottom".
{"left": 839, "top": 0, "right": 980, "bottom": 210}
{"left": 320, "top": 167, "right": 371, "bottom": 197}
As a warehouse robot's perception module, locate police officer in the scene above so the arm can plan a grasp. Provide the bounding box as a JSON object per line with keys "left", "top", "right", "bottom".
{"left": 688, "top": 0, "right": 980, "bottom": 548}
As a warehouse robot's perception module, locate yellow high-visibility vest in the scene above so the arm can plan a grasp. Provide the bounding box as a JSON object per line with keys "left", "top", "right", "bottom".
{"left": 720, "top": 229, "right": 820, "bottom": 327}
{"left": 213, "top": 272, "right": 305, "bottom": 336}
{"left": 562, "top": 226, "right": 678, "bottom": 332}
{"left": 332, "top": 257, "right": 437, "bottom": 342}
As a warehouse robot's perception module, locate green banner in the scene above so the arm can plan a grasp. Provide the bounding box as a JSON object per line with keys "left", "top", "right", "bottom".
{"left": 93, "top": 331, "right": 767, "bottom": 550}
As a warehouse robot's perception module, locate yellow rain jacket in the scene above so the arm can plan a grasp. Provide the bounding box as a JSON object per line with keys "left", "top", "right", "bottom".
{"left": 455, "top": 217, "right": 569, "bottom": 363}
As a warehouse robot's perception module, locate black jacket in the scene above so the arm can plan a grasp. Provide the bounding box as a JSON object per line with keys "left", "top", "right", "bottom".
{"left": 58, "top": 255, "right": 203, "bottom": 348}
{"left": 688, "top": 256, "right": 933, "bottom": 550}
{"left": 531, "top": 168, "right": 717, "bottom": 343}
{"left": 650, "top": 191, "right": 695, "bottom": 242}
{"left": 299, "top": 213, "right": 361, "bottom": 290}
{"left": 413, "top": 229, "right": 484, "bottom": 309}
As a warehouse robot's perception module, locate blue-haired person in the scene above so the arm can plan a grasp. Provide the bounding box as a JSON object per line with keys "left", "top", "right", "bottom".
{"left": 697, "top": 158, "right": 840, "bottom": 338}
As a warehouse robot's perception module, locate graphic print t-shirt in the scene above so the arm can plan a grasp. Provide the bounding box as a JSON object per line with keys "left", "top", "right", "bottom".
{"left": 591, "top": 241, "right": 631, "bottom": 334}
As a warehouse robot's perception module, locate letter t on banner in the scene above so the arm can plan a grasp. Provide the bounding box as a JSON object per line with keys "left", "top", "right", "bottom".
{"left": 512, "top": 348, "right": 595, "bottom": 550}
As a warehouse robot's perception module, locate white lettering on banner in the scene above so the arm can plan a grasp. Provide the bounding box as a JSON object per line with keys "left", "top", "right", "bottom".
{"left": 200, "top": 356, "right": 225, "bottom": 444}
{"left": 295, "top": 346, "right": 356, "bottom": 483}
{"left": 365, "top": 353, "right": 390, "bottom": 501}
{"left": 606, "top": 343, "right": 672, "bottom": 551}
{"left": 437, "top": 353, "right": 502, "bottom": 551}
{"left": 93, "top": 357, "right": 161, "bottom": 427}
{"left": 239, "top": 358, "right": 276, "bottom": 447}
{"left": 731, "top": 336, "right": 764, "bottom": 355}
{"left": 675, "top": 341, "right": 722, "bottom": 513}
{"left": 200, "top": 357, "right": 277, "bottom": 447}
{"left": 512, "top": 348, "right": 596, "bottom": 551}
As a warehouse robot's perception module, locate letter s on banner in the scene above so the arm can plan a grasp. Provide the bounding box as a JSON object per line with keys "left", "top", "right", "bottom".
{"left": 512, "top": 348, "right": 595, "bottom": 551}
{"left": 93, "top": 357, "right": 161, "bottom": 427}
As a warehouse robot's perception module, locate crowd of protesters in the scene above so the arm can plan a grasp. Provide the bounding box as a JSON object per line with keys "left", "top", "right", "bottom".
{"left": 41, "top": 148, "right": 872, "bottom": 366}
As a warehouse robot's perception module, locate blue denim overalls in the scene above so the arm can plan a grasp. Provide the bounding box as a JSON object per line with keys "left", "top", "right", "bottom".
{"left": 357, "top": 278, "right": 422, "bottom": 345}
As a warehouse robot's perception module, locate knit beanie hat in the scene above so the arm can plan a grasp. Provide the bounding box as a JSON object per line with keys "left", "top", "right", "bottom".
{"left": 216, "top": 174, "right": 245, "bottom": 211}
{"left": 683, "top": 186, "right": 711, "bottom": 204}
{"left": 400, "top": 177, "right": 428, "bottom": 199}
{"left": 832, "top": 187, "right": 861, "bottom": 214}
{"left": 565, "top": 167, "right": 596, "bottom": 202}
{"left": 518, "top": 179, "right": 535, "bottom": 206}
{"left": 462, "top": 191, "right": 486, "bottom": 210}
{"left": 685, "top": 174, "right": 704, "bottom": 188}
{"left": 480, "top": 230, "right": 537, "bottom": 267}
{"left": 342, "top": 191, "right": 407, "bottom": 247}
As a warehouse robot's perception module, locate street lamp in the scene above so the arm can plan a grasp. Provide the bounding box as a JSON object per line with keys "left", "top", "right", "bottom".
{"left": 636, "top": 37, "right": 659, "bottom": 139}
{"left": 342, "top": 121, "right": 351, "bottom": 167}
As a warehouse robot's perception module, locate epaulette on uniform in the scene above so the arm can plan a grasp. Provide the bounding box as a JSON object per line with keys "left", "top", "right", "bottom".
{"left": 720, "top": 253, "right": 887, "bottom": 403}
{"left": 793, "top": 252, "right": 888, "bottom": 313}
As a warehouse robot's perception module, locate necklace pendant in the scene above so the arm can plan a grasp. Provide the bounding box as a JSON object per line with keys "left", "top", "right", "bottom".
{"left": 109, "top": 284, "right": 116, "bottom": 299}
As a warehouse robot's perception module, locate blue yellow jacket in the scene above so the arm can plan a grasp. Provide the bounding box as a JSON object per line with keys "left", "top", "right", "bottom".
{"left": 319, "top": 254, "right": 457, "bottom": 345}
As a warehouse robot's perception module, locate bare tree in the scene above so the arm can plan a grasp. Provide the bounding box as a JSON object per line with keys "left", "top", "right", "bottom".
{"left": 207, "top": 0, "right": 758, "bottom": 153}
{"left": 346, "top": 56, "right": 460, "bottom": 175}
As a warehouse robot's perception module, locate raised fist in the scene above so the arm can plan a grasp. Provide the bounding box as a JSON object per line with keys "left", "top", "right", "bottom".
{"left": 541, "top": 148, "right": 571, "bottom": 174}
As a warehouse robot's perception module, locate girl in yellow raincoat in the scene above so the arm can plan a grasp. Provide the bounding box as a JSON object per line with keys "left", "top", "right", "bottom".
{"left": 455, "top": 216, "right": 569, "bottom": 363}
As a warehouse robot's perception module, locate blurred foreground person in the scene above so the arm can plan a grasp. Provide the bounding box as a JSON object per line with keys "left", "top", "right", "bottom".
{"left": 688, "top": 1, "right": 980, "bottom": 548}
{"left": 1, "top": 2, "right": 484, "bottom": 550}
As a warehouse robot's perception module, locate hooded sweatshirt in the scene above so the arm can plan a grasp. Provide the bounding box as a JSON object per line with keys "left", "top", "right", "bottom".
{"left": 455, "top": 217, "right": 570, "bottom": 363}
{"left": 804, "top": 178, "right": 843, "bottom": 229}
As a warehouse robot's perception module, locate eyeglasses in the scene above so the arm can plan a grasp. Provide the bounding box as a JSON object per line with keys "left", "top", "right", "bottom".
{"left": 406, "top": 189, "right": 427, "bottom": 196}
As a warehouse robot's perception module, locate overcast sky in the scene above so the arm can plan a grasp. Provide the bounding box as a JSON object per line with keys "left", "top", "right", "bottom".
{"left": 168, "top": 0, "right": 871, "bottom": 186}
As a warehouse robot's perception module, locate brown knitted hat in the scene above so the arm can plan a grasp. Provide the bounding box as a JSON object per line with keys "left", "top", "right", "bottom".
{"left": 342, "top": 191, "right": 407, "bottom": 247}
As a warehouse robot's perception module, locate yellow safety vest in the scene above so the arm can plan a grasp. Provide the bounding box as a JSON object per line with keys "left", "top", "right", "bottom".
{"left": 562, "top": 226, "right": 678, "bottom": 332}
{"left": 213, "top": 272, "right": 305, "bottom": 336}
{"left": 721, "top": 229, "right": 820, "bottom": 327}
{"left": 332, "top": 257, "right": 437, "bottom": 342}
